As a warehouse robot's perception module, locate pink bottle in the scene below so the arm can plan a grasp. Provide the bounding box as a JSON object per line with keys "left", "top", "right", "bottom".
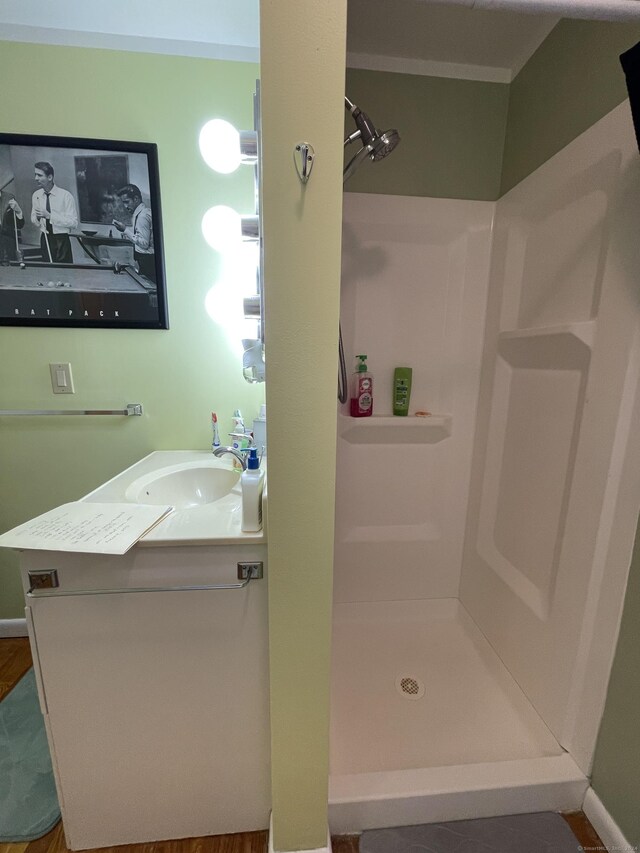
{"left": 349, "top": 354, "right": 373, "bottom": 417}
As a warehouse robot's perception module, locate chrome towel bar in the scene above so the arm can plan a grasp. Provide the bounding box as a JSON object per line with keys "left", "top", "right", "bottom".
{"left": 26, "top": 562, "right": 263, "bottom": 598}
{"left": 0, "top": 403, "right": 143, "bottom": 417}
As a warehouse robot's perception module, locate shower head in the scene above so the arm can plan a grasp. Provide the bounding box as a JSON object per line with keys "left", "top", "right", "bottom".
{"left": 370, "top": 128, "right": 401, "bottom": 161}
{"left": 343, "top": 96, "right": 400, "bottom": 183}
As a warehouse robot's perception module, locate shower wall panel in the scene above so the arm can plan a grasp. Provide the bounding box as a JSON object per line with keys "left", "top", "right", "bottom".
{"left": 460, "top": 102, "right": 640, "bottom": 772}
{"left": 335, "top": 194, "right": 494, "bottom": 602}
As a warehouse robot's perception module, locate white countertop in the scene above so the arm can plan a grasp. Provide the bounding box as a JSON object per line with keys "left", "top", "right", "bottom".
{"left": 82, "top": 450, "right": 267, "bottom": 547}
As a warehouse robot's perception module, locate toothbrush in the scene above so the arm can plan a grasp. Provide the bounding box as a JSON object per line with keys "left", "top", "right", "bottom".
{"left": 211, "top": 412, "right": 220, "bottom": 449}
{"left": 233, "top": 409, "right": 245, "bottom": 433}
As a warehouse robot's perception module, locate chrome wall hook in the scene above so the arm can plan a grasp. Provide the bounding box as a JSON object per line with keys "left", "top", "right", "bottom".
{"left": 294, "top": 142, "right": 315, "bottom": 183}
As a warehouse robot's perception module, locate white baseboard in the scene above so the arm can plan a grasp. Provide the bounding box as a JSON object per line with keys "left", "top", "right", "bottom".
{"left": 583, "top": 787, "right": 635, "bottom": 852}
{"left": 268, "top": 814, "right": 332, "bottom": 853}
{"left": 0, "top": 618, "right": 28, "bottom": 638}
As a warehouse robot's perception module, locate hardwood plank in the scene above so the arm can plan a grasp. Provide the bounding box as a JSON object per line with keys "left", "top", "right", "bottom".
{"left": 149, "top": 832, "right": 268, "bottom": 853}
{"left": 331, "top": 836, "right": 360, "bottom": 853}
{"left": 0, "top": 638, "right": 32, "bottom": 701}
{"left": 0, "top": 843, "right": 28, "bottom": 853}
{"left": 24, "top": 823, "right": 66, "bottom": 853}
{"left": 562, "top": 810, "right": 606, "bottom": 849}
{"left": 18, "top": 825, "right": 269, "bottom": 853}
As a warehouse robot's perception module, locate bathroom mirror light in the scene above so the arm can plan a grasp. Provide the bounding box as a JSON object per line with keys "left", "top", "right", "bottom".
{"left": 243, "top": 295, "right": 261, "bottom": 319}
{"left": 199, "top": 119, "right": 258, "bottom": 174}
{"left": 204, "top": 277, "right": 258, "bottom": 353}
{"left": 201, "top": 205, "right": 259, "bottom": 252}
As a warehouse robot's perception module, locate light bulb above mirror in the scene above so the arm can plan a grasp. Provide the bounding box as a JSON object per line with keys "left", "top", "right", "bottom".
{"left": 201, "top": 205, "right": 259, "bottom": 252}
{"left": 199, "top": 119, "right": 258, "bottom": 174}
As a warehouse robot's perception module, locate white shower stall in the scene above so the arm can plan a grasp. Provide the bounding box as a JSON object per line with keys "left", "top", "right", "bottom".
{"left": 329, "top": 101, "right": 640, "bottom": 830}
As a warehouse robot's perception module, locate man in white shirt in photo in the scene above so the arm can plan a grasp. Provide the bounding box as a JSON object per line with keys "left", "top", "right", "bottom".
{"left": 112, "top": 183, "right": 155, "bottom": 282}
{"left": 31, "top": 161, "right": 78, "bottom": 264}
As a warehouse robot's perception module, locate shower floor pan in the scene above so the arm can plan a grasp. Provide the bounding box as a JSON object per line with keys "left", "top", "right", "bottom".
{"left": 329, "top": 599, "right": 587, "bottom": 833}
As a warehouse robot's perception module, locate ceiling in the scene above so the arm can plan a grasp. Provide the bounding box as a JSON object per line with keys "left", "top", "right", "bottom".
{"left": 346, "top": 1, "right": 559, "bottom": 82}
{"left": 0, "top": 0, "right": 260, "bottom": 63}
{"left": 0, "top": 0, "right": 564, "bottom": 83}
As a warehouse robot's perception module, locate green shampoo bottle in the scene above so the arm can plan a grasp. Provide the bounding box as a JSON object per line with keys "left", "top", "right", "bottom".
{"left": 393, "top": 367, "right": 412, "bottom": 416}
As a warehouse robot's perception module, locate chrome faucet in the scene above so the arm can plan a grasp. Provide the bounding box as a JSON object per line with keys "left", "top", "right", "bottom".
{"left": 212, "top": 445, "right": 249, "bottom": 470}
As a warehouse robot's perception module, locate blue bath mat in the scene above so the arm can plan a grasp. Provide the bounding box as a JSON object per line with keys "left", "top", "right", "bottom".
{"left": 360, "top": 812, "right": 582, "bottom": 852}
{"left": 0, "top": 668, "right": 60, "bottom": 841}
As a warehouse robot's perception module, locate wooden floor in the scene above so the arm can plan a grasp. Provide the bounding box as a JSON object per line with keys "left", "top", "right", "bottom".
{"left": 0, "top": 637, "right": 32, "bottom": 702}
{"left": 0, "top": 638, "right": 604, "bottom": 853}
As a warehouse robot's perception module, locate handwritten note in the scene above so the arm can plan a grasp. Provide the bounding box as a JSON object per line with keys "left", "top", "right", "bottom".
{"left": 0, "top": 502, "right": 173, "bottom": 555}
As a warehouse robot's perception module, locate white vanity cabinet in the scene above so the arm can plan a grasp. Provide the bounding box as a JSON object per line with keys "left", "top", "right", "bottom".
{"left": 21, "top": 542, "right": 270, "bottom": 851}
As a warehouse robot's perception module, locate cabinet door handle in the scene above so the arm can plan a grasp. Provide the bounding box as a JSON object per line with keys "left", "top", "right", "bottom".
{"left": 26, "top": 562, "right": 263, "bottom": 597}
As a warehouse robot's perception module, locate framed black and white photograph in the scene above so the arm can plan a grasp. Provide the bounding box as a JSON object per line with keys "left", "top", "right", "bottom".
{"left": 0, "top": 133, "right": 168, "bottom": 329}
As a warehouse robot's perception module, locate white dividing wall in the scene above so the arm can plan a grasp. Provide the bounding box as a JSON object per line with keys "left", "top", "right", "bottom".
{"left": 460, "top": 102, "right": 640, "bottom": 772}
{"left": 334, "top": 194, "right": 494, "bottom": 603}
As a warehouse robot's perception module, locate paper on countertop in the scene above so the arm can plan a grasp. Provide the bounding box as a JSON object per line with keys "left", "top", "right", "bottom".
{"left": 0, "top": 502, "right": 174, "bottom": 555}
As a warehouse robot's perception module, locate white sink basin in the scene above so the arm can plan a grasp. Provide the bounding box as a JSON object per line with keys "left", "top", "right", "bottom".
{"left": 82, "top": 451, "right": 265, "bottom": 544}
{"left": 125, "top": 460, "right": 241, "bottom": 510}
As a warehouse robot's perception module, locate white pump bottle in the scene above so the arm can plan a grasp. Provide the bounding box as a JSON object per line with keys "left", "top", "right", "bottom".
{"left": 241, "top": 448, "right": 265, "bottom": 532}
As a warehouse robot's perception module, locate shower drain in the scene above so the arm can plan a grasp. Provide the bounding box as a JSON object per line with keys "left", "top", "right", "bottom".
{"left": 395, "top": 674, "right": 425, "bottom": 700}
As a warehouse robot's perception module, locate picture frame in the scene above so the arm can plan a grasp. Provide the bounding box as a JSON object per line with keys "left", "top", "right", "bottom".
{"left": 0, "top": 133, "right": 168, "bottom": 329}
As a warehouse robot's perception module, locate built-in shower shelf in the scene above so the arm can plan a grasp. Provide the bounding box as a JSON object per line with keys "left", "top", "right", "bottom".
{"left": 338, "top": 413, "right": 452, "bottom": 445}
{"left": 498, "top": 320, "right": 596, "bottom": 349}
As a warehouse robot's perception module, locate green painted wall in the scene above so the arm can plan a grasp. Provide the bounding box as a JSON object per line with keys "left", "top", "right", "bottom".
{"left": 344, "top": 68, "right": 509, "bottom": 200}
{"left": 261, "top": 1, "right": 345, "bottom": 848}
{"left": 501, "top": 19, "right": 640, "bottom": 194}
{"left": 0, "top": 42, "right": 264, "bottom": 619}
{"left": 591, "top": 522, "right": 640, "bottom": 846}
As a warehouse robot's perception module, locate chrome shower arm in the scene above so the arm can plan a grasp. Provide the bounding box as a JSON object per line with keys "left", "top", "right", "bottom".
{"left": 343, "top": 145, "right": 373, "bottom": 184}
{"left": 344, "top": 129, "right": 362, "bottom": 147}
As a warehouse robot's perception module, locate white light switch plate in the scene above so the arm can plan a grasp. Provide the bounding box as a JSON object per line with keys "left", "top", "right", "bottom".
{"left": 49, "top": 362, "right": 74, "bottom": 394}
